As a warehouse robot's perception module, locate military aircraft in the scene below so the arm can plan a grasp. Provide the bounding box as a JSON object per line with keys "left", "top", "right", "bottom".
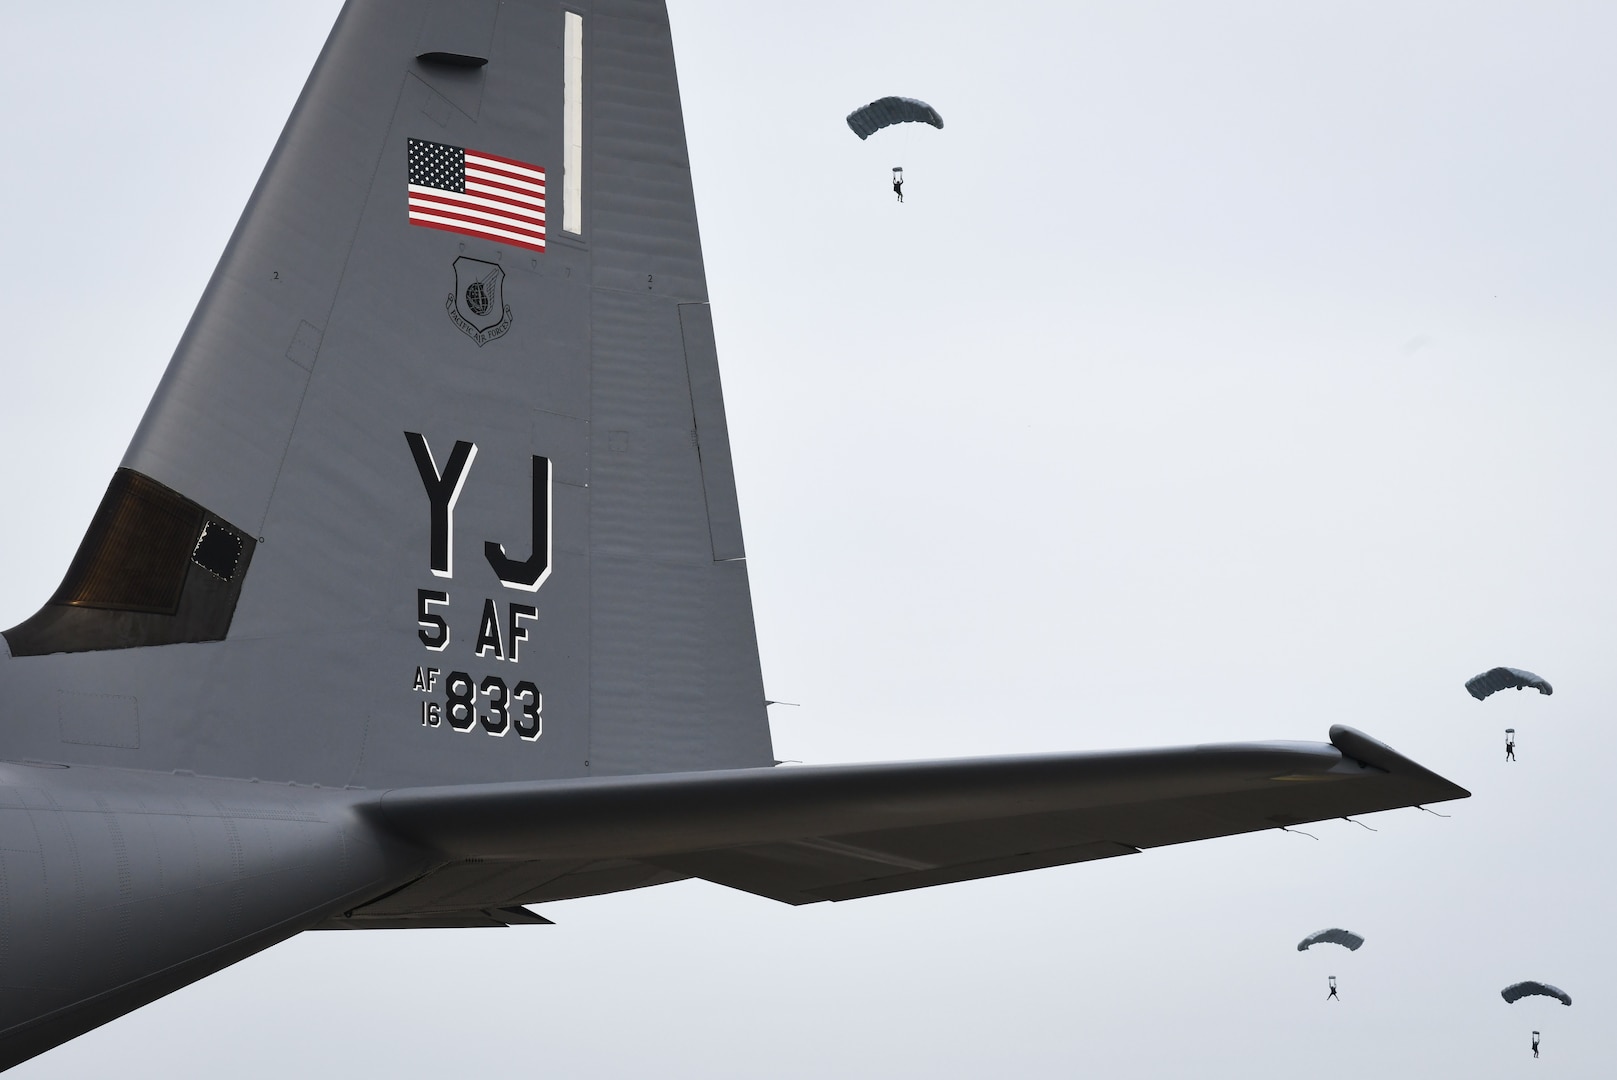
{"left": 0, "top": 0, "right": 1467, "bottom": 1068}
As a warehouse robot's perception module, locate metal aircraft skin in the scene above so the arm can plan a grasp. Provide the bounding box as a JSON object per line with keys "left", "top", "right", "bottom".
{"left": 0, "top": 0, "right": 1468, "bottom": 1068}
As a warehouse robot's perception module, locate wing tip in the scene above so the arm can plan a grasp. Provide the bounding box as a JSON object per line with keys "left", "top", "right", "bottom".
{"left": 1329, "top": 724, "right": 1470, "bottom": 802}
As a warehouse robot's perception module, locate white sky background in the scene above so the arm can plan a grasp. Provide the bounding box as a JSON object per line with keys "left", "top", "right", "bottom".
{"left": 1, "top": 1, "right": 1614, "bottom": 1075}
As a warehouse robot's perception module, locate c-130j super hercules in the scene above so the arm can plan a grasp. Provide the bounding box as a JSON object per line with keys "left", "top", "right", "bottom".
{"left": 0, "top": 0, "right": 1468, "bottom": 1069}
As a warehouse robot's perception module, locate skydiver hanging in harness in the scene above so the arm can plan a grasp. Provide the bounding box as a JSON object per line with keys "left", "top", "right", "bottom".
{"left": 1505, "top": 728, "right": 1516, "bottom": 762}
{"left": 893, "top": 175, "right": 904, "bottom": 203}
{"left": 1326, "top": 976, "right": 1339, "bottom": 1002}
{"left": 1532, "top": 1031, "right": 1540, "bottom": 1058}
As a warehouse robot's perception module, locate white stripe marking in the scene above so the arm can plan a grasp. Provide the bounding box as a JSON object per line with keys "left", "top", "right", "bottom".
{"left": 410, "top": 186, "right": 547, "bottom": 222}
{"left": 466, "top": 153, "right": 545, "bottom": 183}
{"left": 465, "top": 167, "right": 546, "bottom": 196}
{"left": 407, "top": 202, "right": 546, "bottom": 237}
{"left": 564, "top": 11, "right": 583, "bottom": 234}
{"left": 409, "top": 211, "right": 547, "bottom": 246}
{"left": 465, "top": 180, "right": 546, "bottom": 208}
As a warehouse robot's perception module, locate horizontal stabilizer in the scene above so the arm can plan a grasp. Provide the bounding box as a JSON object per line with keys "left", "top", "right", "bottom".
{"left": 358, "top": 726, "right": 1467, "bottom": 909}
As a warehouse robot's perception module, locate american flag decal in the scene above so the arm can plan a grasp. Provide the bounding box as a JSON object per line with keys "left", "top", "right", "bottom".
{"left": 407, "top": 138, "right": 546, "bottom": 252}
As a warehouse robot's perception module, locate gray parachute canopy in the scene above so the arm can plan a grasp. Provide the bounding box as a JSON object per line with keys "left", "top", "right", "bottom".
{"left": 1297, "top": 928, "right": 1365, "bottom": 952}
{"left": 1502, "top": 981, "right": 1572, "bottom": 1006}
{"left": 1466, "top": 667, "right": 1553, "bottom": 701}
{"left": 846, "top": 97, "right": 944, "bottom": 140}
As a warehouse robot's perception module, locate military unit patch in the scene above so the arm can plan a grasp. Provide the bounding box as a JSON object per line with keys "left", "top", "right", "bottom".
{"left": 446, "top": 256, "right": 513, "bottom": 346}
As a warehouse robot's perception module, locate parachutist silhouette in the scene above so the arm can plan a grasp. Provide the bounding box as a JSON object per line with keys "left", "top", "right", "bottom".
{"left": 893, "top": 175, "right": 904, "bottom": 203}
{"left": 1326, "top": 976, "right": 1339, "bottom": 1002}
{"left": 1532, "top": 1032, "right": 1540, "bottom": 1058}
{"left": 1506, "top": 738, "right": 1516, "bottom": 762}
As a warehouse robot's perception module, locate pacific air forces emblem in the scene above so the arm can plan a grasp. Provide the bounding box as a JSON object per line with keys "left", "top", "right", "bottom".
{"left": 446, "top": 256, "right": 513, "bottom": 346}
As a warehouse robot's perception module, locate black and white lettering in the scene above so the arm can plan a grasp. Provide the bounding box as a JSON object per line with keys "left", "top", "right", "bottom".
{"left": 474, "top": 598, "right": 504, "bottom": 659}
{"left": 480, "top": 676, "right": 511, "bottom": 736}
{"left": 416, "top": 667, "right": 544, "bottom": 743}
{"left": 444, "top": 671, "right": 477, "bottom": 731}
{"left": 417, "top": 589, "right": 451, "bottom": 650}
{"left": 406, "top": 431, "right": 478, "bottom": 578}
{"left": 507, "top": 603, "right": 536, "bottom": 663}
{"left": 484, "top": 455, "right": 552, "bottom": 592}
{"left": 512, "top": 681, "right": 542, "bottom": 740}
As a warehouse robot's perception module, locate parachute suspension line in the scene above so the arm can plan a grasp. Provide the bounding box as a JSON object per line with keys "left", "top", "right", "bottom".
{"left": 1280, "top": 826, "right": 1319, "bottom": 840}
{"left": 1415, "top": 804, "right": 1453, "bottom": 818}
{"left": 1343, "top": 817, "right": 1378, "bottom": 832}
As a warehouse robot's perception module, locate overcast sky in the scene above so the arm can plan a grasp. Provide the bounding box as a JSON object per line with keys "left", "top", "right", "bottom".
{"left": 3, "top": 2, "right": 1615, "bottom": 1075}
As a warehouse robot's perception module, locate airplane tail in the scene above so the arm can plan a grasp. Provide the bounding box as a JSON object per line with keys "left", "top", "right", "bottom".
{"left": 1, "top": 0, "right": 773, "bottom": 787}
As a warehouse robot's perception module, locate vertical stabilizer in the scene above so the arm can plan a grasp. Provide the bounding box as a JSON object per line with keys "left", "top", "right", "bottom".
{"left": 2, "top": 0, "right": 773, "bottom": 787}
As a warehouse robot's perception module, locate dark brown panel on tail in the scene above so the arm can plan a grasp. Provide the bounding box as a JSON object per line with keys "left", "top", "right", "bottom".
{"left": 3, "top": 469, "right": 255, "bottom": 655}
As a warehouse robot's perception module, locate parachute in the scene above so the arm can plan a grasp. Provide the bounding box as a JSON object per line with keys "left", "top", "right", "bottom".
{"left": 846, "top": 97, "right": 944, "bottom": 140}
{"left": 1502, "top": 981, "right": 1572, "bottom": 1006}
{"left": 1466, "top": 667, "right": 1553, "bottom": 701}
{"left": 1297, "top": 929, "right": 1365, "bottom": 952}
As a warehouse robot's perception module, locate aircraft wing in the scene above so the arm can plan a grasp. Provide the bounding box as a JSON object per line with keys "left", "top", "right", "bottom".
{"left": 348, "top": 726, "right": 1466, "bottom": 914}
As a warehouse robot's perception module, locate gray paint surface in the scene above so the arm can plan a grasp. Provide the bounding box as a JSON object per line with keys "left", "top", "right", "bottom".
{"left": 8, "top": 0, "right": 773, "bottom": 789}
